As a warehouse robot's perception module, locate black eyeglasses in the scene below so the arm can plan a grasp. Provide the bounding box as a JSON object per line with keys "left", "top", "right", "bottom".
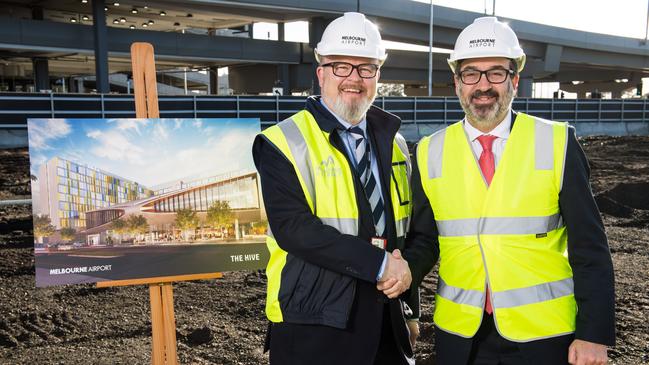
{"left": 458, "top": 68, "right": 515, "bottom": 85}
{"left": 320, "top": 62, "right": 380, "bottom": 79}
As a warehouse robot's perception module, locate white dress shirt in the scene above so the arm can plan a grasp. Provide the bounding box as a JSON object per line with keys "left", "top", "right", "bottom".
{"left": 463, "top": 112, "right": 512, "bottom": 167}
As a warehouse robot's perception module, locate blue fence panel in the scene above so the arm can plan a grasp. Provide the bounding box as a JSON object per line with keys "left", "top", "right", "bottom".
{"left": 1, "top": 93, "right": 648, "bottom": 143}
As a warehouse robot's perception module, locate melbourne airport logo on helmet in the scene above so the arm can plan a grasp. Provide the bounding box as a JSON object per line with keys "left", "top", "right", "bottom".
{"left": 319, "top": 156, "right": 342, "bottom": 177}
{"left": 341, "top": 35, "right": 366, "bottom": 46}
{"left": 469, "top": 38, "right": 496, "bottom": 48}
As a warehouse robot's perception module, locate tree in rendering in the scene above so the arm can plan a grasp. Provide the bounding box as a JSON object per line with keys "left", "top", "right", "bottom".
{"left": 252, "top": 219, "right": 269, "bottom": 235}
{"left": 33, "top": 215, "right": 55, "bottom": 243}
{"left": 175, "top": 208, "right": 200, "bottom": 242}
{"left": 206, "top": 200, "right": 234, "bottom": 239}
{"left": 110, "top": 217, "right": 128, "bottom": 245}
{"left": 59, "top": 227, "right": 76, "bottom": 243}
{"left": 127, "top": 215, "right": 149, "bottom": 244}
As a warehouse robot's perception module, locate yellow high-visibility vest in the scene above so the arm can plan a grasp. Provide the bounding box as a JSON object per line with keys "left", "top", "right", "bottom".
{"left": 261, "top": 110, "right": 412, "bottom": 322}
{"left": 417, "top": 112, "right": 576, "bottom": 342}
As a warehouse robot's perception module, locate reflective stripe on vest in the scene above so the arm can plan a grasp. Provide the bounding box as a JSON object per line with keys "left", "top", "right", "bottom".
{"left": 270, "top": 113, "right": 411, "bottom": 237}
{"left": 437, "top": 277, "right": 484, "bottom": 308}
{"left": 278, "top": 118, "right": 317, "bottom": 209}
{"left": 419, "top": 113, "right": 575, "bottom": 341}
{"left": 493, "top": 277, "right": 574, "bottom": 308}
{"left": 320, "top": 217, "right": 358, "bottom": 235}
{"left": 428, "top": 118, "right": 557, "bottom": 179}
{"left": 273, "top": 116, "right": 357, "bottom": 235}
{"left": 436, "top": 213, "right": 564, "bottom": 237}
{"left": 261, "top": 110, "right": 412, "bottom": 324}
{"left": 395, "top": 217, "right": 409, "bottom": 238}
{"left": 438, "top": 276, "right": 574, "bottom": 309}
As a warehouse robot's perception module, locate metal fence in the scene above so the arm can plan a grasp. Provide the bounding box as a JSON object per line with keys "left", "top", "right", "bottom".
{"left": 1, "top": 93, "right": 648, "bottom": 140}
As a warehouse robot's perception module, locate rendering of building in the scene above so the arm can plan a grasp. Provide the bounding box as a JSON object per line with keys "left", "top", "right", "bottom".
{"left": 37, "top": 157, "right": 152, "bottom": 230}
{"left": 37, "top": 156, "right": 265, "bottom": 246}
{"left": 84, "top": 171, "right": 264, "bottom": 245}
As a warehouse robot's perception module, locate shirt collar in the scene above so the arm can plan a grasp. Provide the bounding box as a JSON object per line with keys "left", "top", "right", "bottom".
{"left": 464, "top": 112, "right": 512, "bottom": 141}
{"left": 320, "top": 98, "right": 368, "bottom": 132}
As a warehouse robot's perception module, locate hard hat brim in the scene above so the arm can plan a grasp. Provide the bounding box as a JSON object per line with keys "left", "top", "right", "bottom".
{"left": 448, "top": 55, "right": 526, "bottom": 74}
{"left": 315, "top": 49, "right": 387, "bottom": 65}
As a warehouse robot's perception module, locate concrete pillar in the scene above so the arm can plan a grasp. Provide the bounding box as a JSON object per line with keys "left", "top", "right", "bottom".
{"left": 235, "top": 218, "right": 240, "bottom": 240}
{"left": 309, "top": 17, "right": 329, "bottom": 95}
{"left": 209, "top": 67, "right": 218, "bottom": 95}
{"left": 518, "top": 77, "right": 533, "bottom": 97}
{"left": 278, "top": 22, "right": 285, "bottom": 41}
{"left": 31, "top": 7, "right": 49, "bottom": 92}
{"left": 74, "top": 77, "right": 86, "bottom": 93}
{"left": 277, "top": 64, "right": 290, "bottom": 95}
{"left": 92, "top": 0, "right": 110, "bottom": 93}
{"left": 32, "top": 7, "right": 44, "bottom": 20}
{"left": 69, "top": 77, "right": 77, "bottom": 93}
{"left": 32, "top": 58, "right": 49, "bottom": 92}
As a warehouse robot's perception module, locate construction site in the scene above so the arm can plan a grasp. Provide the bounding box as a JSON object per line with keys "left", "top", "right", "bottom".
{"left": 0, "top": 136, "right": 647, "bottom": 363}
{"left": 1, "top": 0, "right": 649, "bottom": 364}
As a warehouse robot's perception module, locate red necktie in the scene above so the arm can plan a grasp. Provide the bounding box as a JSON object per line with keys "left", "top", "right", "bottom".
{"left": 477, "top": 135, "right": 498, "bottom": 185}
{"left": 476, "top": 134, "right": 497, "bottom": 314}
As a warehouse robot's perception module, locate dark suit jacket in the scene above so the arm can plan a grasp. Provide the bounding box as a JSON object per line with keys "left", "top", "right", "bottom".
{"left": 253, "top": 96, "right": 413, "bottom": 365}
{"left": 403, "top": 111, "right": 615, "bottom": 365}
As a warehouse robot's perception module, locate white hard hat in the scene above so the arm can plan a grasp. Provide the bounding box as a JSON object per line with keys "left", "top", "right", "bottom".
{"left": 315, "top": 12, "right": 387, "bottom": 64}
{"left": 448, "top": 17, "right": 526, "bottom": 73}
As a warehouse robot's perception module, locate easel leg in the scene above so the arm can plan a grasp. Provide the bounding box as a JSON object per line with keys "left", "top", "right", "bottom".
{"left": 150, "top": 284, "right": 165, "bottom": 365}
{"left": 162, "top": 284, "right": 178, "bottom": 363}
{"left": 150, "top": 283, "right": 178, "bottom": 365}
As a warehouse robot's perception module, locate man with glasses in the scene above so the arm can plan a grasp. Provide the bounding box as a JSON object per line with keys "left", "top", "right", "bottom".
{"left": 403, "top": 17, "right": 615, "bottom": 365}
{"left": 253, "top": 12, "right": 416, "bottom": 365}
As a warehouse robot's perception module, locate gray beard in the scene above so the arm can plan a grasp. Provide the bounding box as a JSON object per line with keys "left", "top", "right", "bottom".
{"left": 460, "top": 82, "right": 515, "bottom": 130}
{"left": 328, "top": 94, "right": 374, "bottom": 125}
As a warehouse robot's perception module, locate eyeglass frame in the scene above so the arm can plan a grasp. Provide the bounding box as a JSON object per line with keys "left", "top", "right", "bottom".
{"left": 320, "top": 61, "right": 381, "bottom": 79}
{"left": 457, "top": 67, "right": 516, "bottom": 85}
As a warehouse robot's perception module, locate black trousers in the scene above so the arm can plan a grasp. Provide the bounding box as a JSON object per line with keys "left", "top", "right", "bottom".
{"left": 466, "top": 313, "right": 572, "bottom": 365}
{"left": 267, "top": 304, "right": 407, "bottom": 365}
{"left": 374, "top": 304, "right": 405, "bottom": 365}
{"left": 467, "top": 313, "right": 525, "bottom": 365}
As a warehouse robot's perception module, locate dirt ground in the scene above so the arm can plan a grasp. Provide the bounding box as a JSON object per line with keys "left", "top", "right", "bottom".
{"left": 1, "top": 136, "right": 648, "bottom": 364}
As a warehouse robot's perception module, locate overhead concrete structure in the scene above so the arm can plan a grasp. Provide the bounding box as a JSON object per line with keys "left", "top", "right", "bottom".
{"left": 1, "top": 0, "right": 649, "bottom": 96}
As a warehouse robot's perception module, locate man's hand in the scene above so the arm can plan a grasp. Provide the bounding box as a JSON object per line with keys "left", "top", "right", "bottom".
{"left": 376, "top": 249, "right": 412, "bottom": 298}
{"left": 407, "top": 320, "right": 419, "bottom": 349}
{"left": 568, "top": 339, "right": 608, "bottom": 365}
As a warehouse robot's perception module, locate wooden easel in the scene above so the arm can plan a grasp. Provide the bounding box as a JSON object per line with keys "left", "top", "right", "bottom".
{"left": 96, "top": 42, "right": 222, "bottom": 365}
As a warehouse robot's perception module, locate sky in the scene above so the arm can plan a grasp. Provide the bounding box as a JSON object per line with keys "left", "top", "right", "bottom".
{"left": 418, "top": 0, "right": 649, "bottom": 40}
{"left": 27, "top": 118, "right": 260, "bottom": 189}
{"left": 254, "top": 0, "right": 649, "bottom": 46}
{"left": 253, "top": 0, "right": 649, "bottom": 97}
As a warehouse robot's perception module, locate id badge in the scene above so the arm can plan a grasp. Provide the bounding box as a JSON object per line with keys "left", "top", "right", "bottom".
{"left": 371, "top": 237, "right": 387, "bottom": 250}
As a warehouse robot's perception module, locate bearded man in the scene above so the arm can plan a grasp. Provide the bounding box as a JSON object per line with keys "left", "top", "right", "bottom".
{"left": 252, "top": 12, "right": 418, "bottom": 365}
{"left": 403, "top": 17, "right": 615, "bottom": 365}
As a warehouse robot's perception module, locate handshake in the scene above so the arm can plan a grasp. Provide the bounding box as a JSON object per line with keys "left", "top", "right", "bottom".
{"left": 377, "top": 249, "right": 412, "bottom": 298}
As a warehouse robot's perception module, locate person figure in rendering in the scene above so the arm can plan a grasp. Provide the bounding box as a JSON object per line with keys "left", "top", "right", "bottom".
{"left": 252, "top": 12, "right": 417, "bottom": 365}
{"left": 403, "top": 17, "right": 615, "bottom": 365}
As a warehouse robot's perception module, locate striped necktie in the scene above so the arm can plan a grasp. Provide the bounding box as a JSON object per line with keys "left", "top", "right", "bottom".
{"left": 348, "top": 126, "right": 385, "bottom": 237}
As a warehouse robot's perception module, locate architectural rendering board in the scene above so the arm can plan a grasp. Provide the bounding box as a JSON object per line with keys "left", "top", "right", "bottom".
{"left": 27, "top": 118, "right": 267, "bottom": 287}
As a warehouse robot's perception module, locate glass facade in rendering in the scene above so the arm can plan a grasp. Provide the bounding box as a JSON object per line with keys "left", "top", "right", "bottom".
{"left": 150, "top": 173, "right": 259, "bottom": 212}
{"left": 50, "top": 157, "right": 152, "bottom": 229}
